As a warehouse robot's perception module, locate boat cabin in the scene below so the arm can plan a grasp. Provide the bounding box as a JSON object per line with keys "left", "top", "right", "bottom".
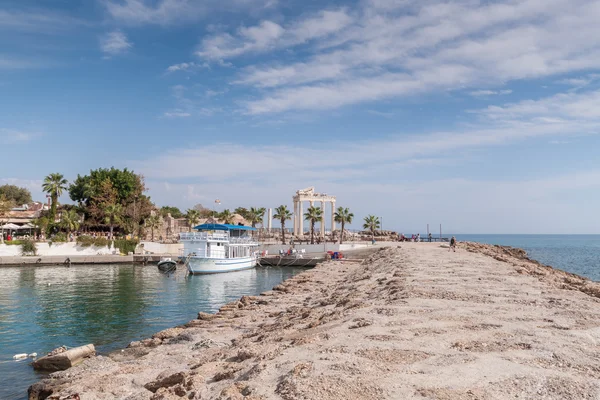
{"left": 179, "top": 223, "right": 257, "bottom": 259}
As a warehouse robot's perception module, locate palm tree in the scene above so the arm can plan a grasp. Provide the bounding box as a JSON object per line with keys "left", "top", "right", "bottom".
{"left": 60, "top": 209, "right": 81, "bottom": 238}
{"left": 273, "top": 205, "right": 292, "bottom": 244}
{"left": 104, "top": 204, "right": 123, "bottom": 240}
{"left": 248, "top": 207, "right": 266, "bottom": 228}
{"left": 304, "top": 206, "right": 322, "bottom": 245}
{"left": 185, "top": 209, "right": 200, "bottom": 232}
{"left": 334, "top": 207, "right": 354, "bottom": 244}
{"left": 0, "top": 194, "right": 13, "bottom": 244}
{"left": 218, "top": 209, "right": 235, "bottom": 224}
{"left": 145, "top": 215, "right": 162, "bottom": 242}
{"left": 363, "top": 215, "right": 381, "bottom": 243}
{"left": 42, "top": 173, "right": 68, "bottom": 222}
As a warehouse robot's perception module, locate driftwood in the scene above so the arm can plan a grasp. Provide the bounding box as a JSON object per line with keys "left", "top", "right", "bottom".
{"left": 32, "top": 344, "right": 96, "bottom": 371}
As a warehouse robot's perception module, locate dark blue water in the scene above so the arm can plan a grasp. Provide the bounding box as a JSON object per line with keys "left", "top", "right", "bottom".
{"left": 453, "top": 234, "right": 600, "bottom": 281}
{"left": 0, "top": 264, "right": 306, "bottom": 400}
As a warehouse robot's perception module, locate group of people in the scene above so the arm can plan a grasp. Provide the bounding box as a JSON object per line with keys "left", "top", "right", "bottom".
{"left": 399, "top": 233, "right": 433, "bottom": 242}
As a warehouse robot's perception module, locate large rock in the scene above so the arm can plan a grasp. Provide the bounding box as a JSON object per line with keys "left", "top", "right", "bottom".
{"left": 144, "top": 371, "right": 186, "bottom": 393}
{"left": 32, "top": 345, "right": 96, "bottom": 372}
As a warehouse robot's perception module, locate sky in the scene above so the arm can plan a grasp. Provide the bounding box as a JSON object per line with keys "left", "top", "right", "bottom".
{"left": 2, "top": 0, "right": 600, "bottom": 234}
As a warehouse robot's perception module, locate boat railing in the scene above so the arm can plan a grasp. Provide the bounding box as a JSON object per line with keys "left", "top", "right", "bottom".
{"left": 180, "top": 232, "right": 257, "bottom": 245}
{"left": 228, "top": 237, "right": 259, "bottom": 245}
{"left": 180, "top": 232, "right": 229, "bottom": 241}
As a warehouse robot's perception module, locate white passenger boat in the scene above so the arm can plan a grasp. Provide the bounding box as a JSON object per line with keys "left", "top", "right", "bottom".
{"left": 179, "top": 223, "right": 259, "bottom": 274}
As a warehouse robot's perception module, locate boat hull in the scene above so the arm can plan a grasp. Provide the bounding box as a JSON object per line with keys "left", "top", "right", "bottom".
{"left": 187, "top": 256, "right": 257, "bottom": 274}
{"left": 258, "top": 256, "right": 324, "bottom": 267}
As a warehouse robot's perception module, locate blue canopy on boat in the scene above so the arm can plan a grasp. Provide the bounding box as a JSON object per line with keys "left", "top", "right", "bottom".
{"left": 193, "top": 223, "right": 256, "bottom": 231}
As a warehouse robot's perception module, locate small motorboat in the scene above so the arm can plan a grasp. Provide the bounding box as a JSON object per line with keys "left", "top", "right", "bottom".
{"left": 157, "top": 258, "right": 177, "bottom": 273}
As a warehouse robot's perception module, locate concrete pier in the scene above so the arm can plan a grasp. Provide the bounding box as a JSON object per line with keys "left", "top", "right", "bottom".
{"left": 0, "top": 255, "right": 133, "bottom": 266}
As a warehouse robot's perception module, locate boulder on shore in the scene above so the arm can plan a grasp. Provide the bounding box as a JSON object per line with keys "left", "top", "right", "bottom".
{"left": 32, "top": 344, "right": 96, "bottom": 372}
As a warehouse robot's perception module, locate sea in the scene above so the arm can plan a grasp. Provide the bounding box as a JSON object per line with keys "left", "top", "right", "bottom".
{"left": 452, "top": 234, "right": 600, "bottom": 281}
{"left": 0, "top": 264, "right": 306, "bottom": 400}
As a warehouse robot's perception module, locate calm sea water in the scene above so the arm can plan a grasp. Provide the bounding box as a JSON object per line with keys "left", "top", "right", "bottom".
{"left": 453, "top": 234, "right": 600, "bottom": 281}
{"left": 0, "top": 264, "right": 306, "bottom": 400}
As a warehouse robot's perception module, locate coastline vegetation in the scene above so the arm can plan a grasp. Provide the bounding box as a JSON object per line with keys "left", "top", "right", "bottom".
{"left": 363, "top": 215, "right": 381, "bottom": 242}
{"left": 334, "top": 207, "right": 354, "bottom": 244}
{"left": 273, "top": 205, "right": 292, "bottom": 244}
{"left": 20, "top": 239, "right": 37, "bottom": 256}
{"left": 304, "top": 206, "right": 323, "bottom": 244}
{"left": 3, "top": 167, "right": 379, "bottom": 245}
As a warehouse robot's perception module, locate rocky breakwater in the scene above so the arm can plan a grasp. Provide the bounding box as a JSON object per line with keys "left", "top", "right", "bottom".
{"left": 30, "top": 243, "right": 600, "bottom": 400}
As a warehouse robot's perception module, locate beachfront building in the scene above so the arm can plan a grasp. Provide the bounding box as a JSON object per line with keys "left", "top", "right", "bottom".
{"left": 292, "top": 187, "right": 336, "bottom": 238}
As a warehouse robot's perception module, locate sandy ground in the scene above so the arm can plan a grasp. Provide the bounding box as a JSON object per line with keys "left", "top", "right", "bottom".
{"left": 30, "top": 242, "right": 600, "bottom": 400}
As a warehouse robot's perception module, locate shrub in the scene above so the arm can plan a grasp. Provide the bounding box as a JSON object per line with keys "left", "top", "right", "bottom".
{"left": 113, "top": 239, "right": 138, "bottom": 255}
{"left": 76, "top": 235, "right": 94, "bottom": 247}
{"left": 4, "top": 240, "right": 25, "bottom": 246}
{"left": 52, "top": 233, "right": 67, "bottom": 243}
{"left": 76, "top": 235, "right": 109, "bottom": 248}
{"left": 20, "top": 239, "right": 37, "bottom": 256}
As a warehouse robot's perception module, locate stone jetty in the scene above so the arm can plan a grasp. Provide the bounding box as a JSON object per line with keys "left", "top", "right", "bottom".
{"left": 29, "top": 243, "right": 600, "bottom": 400}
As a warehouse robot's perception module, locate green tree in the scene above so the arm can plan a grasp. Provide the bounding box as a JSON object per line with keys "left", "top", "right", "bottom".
{"left": 31, "top": 216, "right": 49, "bottom": 238}
{"left": 304, "top": 206, "right": 322, "bottom": 245}
{"left": 60, "top": 209, "right": 81, "bottom": 238}
{"left": 273, "top": 205, "right": 292, "bottom": 244}
{"left": 42, "top": 173, "right": 68, "bottom": 223}
{"left": 185, "top": 209, "right": 200, "bottom": 232}
{"left": 145, "top": 215, "right": 162, "bottom": 242}
{"left": 69, "top": 167, "right": 152, "bottom": 232}
{"left": 363, "top": 215, "right": 381, "bottom": 242}
{"left": 0, "top": 184, "right": 32, "bottom": 206}
{"left": 104, "top": 204, "right": 123, "bottom": 240}
{"left": 247, "top": 207, "right": 264, "bottom": 228}
{"left": 0, "top": 194, "right": 14, "bottom": 243}
{"left": 334, "top": 207, "right": 354, "bottom": 244}
{"left": 160, "top": 206, "right": 183, "bottom": 219}
{"left": 218, "top": 209, "right": 235, "bottom": 224}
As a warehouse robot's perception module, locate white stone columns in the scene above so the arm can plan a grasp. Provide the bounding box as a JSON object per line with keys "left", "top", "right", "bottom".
{"left": 331, "top": 201, "right": 336, "bottom": 233}
{"left": 299, "top": 201, "right": 303, "bottom": 236}
{"left": 320, "top": 201, "right": 325, "bottom": 237}
{"left": 293, "top": 201, "right": 298, "bottom": 236}
{"left": 267, "top": 208, "right": 272, "bottom": 231}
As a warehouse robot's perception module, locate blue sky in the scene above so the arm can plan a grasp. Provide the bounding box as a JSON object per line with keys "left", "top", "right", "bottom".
{"left": 2, "top": 0, "right": 600, "bottom": 233}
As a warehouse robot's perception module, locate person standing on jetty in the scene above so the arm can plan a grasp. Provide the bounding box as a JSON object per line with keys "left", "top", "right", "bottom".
{"left": 449, "top": 236, "right": 457, "bottom": 252}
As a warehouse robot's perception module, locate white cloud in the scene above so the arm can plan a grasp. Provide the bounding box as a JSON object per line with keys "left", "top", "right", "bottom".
{"left": 163, "top": 111, "right": 191, "bottom": 118}
{"left": 165, "top": 62, "right": 208, "bottom": 73}
{"left": 196, "top": 9, "right": 353, "bottom": 60}
{"left": 0, "top": 9, "right": 88, "bottom": 33}
{"left": 0, "top": 128, "right": 38, "bottom": 143}
{"left": 100, "top": 30, "right": 133, "bottom": 56}
{"left": 476, "top": 89, "right": 600, "bottom": 121}
{"left": 469, "top": 90, "right": 513, "bottom": 97}
{"left": 0, "top": 57, "right": 38, "bottom": 69}
{"left": 201, "top": 0, "right": 600, "bottom": 114}
{"left": 104, "top": 0, "right": 276, "bottom": 25}
{"left": 136, "top": 88, "right": 600, "bottom": 182}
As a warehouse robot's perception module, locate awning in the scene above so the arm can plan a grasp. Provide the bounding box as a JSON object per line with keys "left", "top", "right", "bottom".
{"left": 193, "top": 223, "right": 256, "bottom": 231}
{"left": 1, "top": 223, "right": 21, "bottom": 230}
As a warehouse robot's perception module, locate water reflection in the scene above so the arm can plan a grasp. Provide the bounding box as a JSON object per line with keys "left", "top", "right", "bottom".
{"left": 0, "top": 264, "right": 305, "bottom": 400}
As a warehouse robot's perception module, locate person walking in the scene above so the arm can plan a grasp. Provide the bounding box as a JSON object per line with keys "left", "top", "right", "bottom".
{"left": 449, "top": 236, "right": 457, "bottom": 252}
{"left": 428, "top": 233, "right": 432, "bottom": 242}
